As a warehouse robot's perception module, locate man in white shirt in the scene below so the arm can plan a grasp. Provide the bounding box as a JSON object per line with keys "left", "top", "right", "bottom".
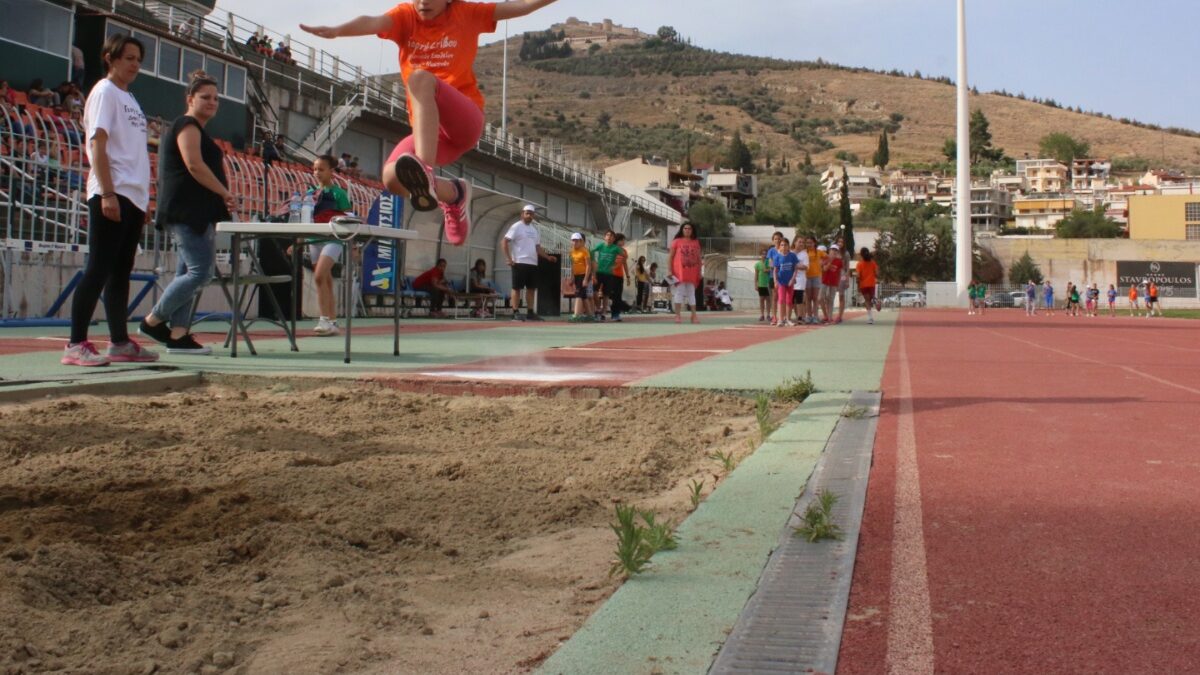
{"left": 501, "top": 204, "right": 557, "bottom": 321}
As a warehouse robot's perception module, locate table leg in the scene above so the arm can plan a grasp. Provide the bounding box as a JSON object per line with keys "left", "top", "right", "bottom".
{"left": 230, "top": 233, "right": 240, "bottom": 358}
{"left": 343, "top": 241, "right": 352, "bottom": 364}
{"left": 290, "top": 242, "right": 299, "bottom": 351}
{"left": 393, "top": 242, "right": 401, "bottom": 356}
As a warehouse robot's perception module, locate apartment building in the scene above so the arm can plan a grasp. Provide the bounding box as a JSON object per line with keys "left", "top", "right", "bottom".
{"left": 952, "top": 183, "right": 1014, "bottom": 232}
{"left": 1016, "top": 158, "right": 1069, "bottom": 193}
{"left": 821, "top": 165, "right": 883, "bottom": 210}
{"left": 605, "top": 156, "right": 701, "bottom": 215}
{"left": 1106, "top": 184, "right": 1156, "bottom": 224}
{"left": 1012, "top": 194, "right": 1076, "bottom": 231}
{"left": 703, "top": 170, "right": 758, "bottom": 215}
{"left": 1128, "top": 193, "right": 1200, "bottom": 240}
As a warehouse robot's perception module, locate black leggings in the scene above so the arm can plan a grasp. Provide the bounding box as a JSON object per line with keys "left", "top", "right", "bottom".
{"left": 636, "top": 281, "right": 649, "bottom": 308}
{"left": 70, "top": 195, "right": 145, "bottom": 344}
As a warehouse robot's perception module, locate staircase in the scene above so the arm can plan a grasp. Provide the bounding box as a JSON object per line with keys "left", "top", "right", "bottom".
{"left": 298, "top": 98, "right": 366, "bottom": 160}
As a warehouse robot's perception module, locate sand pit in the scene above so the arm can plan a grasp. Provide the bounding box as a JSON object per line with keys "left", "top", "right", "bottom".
{"left": 0, "top": 378, "right": 776, "bottom": 673}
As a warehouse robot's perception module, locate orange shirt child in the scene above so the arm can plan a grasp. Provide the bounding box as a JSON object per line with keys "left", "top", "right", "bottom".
{"left": 856, "top": 259, "right": 878, "bottom": 289}
{"left": 377, "top": 2, "right": 497, "bottom": 120}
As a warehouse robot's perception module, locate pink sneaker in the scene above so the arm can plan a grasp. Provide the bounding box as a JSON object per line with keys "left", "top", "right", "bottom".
{"left": 393, "top": 153, "right": 438, "bottom": 212}
{"left": 441, "top": 178, "right": 472, "bottom": 246}
{"left": 62, "top": 340, "right": 110, "bottom": 367}
{"left": 106, "top": 338, "right": 160, "bottom": 363}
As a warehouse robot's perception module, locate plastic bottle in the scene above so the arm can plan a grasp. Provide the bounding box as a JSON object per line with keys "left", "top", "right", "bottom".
{"left": 288, "top": 192, "right": 302, "bottom": 223}
{"left": 300, "top": 189, "right": 315, "bottom": 223}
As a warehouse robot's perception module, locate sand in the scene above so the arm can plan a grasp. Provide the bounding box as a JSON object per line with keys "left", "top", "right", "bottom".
{"left": 0, "top": 378, "right": 773, "bottom": 674}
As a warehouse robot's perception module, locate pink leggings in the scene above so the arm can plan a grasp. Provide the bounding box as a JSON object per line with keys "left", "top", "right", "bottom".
{"left": 777, "top": 285, "right": 795, "bottom": 308}
{"left": 387, "top": 77, "right": 485, "bottom": 168}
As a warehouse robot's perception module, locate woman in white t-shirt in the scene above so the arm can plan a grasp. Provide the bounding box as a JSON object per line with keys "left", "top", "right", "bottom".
{"left": 63, "top": 34, "right": 157, "bottom": 367}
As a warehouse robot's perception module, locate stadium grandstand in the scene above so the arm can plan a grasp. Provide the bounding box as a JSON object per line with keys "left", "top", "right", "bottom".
{"left": 0, "top": 0, "right": 743, "bottom": 324}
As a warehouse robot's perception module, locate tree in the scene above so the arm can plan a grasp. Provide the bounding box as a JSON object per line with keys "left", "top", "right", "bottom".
{"left": 1055, "top": 206, "right": 1121, "bottom": 238}
{"left": 795, "top": 184, "right": 836, "bottom": 240}
{"left": 726, "top": 131, "right": 754, "bottom": 174}
{"left": 1039, "top": 132, "right": 1091, "bottom": 164}
{"left": 873, "top": 203, "right": 955, "bottom": 284}
{"left": 687, "top": 201, "right": 731, "bottom": 239}
{"left": 1007, "top": 251, "right": 1044, "bottom": 285}
{"left": 942, "top": 138, "right": 957, "bottom": 162}
{"left": 839, "top": 166, "right": 855, "bottom": 254}
{"left": 968, "top": 109, "right": 1006, "bottom": 162}
{"left": 872, "top": 130, "right": 890, "bottom": 169}
{"left": 657, "top": 25, "right": 678, "bottom": 42}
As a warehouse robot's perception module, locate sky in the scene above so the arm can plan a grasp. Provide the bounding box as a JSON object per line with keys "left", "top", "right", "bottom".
{"left": 218, "top": 0, "right": 1200, "bottom": 132}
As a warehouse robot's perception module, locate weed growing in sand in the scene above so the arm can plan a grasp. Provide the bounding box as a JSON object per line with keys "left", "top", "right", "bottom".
{"left": 709, "top": 449, "right": 737, "bottom": 473}
{"left": 688, "top": 479, "right": 705, "bottom": 509}
{"left": 609, "top": 505, "right": 677, "bottom": 577}
{"left": 794, "top": 490, "right": 843, "bottom": 543}
{"left": 775, "top": 370, "right": 816, "bottom": 403}
{"left": 755, "top": 392, "right": 778, "bottom": 439}
{"left": 842, "top": 404, "right": 869, "bottom": 419}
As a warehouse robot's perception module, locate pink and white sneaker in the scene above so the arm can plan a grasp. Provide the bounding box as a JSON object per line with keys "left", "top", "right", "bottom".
{"left": 393, "top": 153, "right": 438, "bottom": 212}
{"left": 441, "top": 178, "right": 472, "bottom": 246}
{"left": 62, "top": 340, "right": 110, "bottom": 367}
{"left": 106, "top": 338, "right": 160, "bottom": 363}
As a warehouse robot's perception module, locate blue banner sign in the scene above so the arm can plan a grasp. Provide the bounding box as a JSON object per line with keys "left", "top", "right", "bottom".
{"left": 361, "top": 192, "right": 404, "bottom": 294}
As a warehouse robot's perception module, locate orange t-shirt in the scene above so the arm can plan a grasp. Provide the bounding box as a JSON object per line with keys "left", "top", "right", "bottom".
{"left": 1129, "top": 287, "right": 1137, "bottom": 301}
{"left": 856, "top": 260, "right": 878, "bottom": 289}
{"left": 377, "top": 2, "right": 497, "bottom": 115}
{"left": 1149, "top": 283, "right": 1158, "bottom": 298}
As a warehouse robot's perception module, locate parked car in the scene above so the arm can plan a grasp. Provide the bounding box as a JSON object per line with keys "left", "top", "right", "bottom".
{"left": 881, "top": 291, "right": 926, "bottom": 308}
{"left": 985, "top": 291, "right": 1025, "bottom": 308}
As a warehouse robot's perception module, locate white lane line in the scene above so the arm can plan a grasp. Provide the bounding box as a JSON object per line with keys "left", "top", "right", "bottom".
{"left": 886, "top": 322, "right": 935, "bottom": 675}
{"left": 416, "top": 370, "right": 611, "bottom": 383}
{"left": 552, "top": 347, "right": 732, "bottom": 354}
{"left": 981, "top": 328, "right": 1200, "bottom": 397}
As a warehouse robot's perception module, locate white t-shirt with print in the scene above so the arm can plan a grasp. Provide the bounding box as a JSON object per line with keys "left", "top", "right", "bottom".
{"left": 504, "top": 220, "right": 541, "bottom": 265}
{"left": 793, "top": 250, "right": 810, "bottom": 290}
{"left": 84, "top": 78, "right": 150, "bottom": 212}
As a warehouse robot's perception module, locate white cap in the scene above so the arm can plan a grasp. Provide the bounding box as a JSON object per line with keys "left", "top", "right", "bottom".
{"left": 817, "top": 245, "right": 828, "bottom": 252}
{"left": 522, "top": 204, "right": 537, "bottom": 213}
{"left": 570, "top": 232, "right": 584, "bottom": 240}
{"left": 830, "top": 244, "right": 840, "bottom": 251}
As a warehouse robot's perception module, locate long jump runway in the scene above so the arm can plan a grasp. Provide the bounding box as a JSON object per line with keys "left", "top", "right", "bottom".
{"left": 838, "top": 310, "right": 1200, "bottom": 674}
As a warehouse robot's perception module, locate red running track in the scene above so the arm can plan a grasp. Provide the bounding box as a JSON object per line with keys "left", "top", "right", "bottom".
{"left": 840, "top": 310, "right": 1200, "bottom": 674}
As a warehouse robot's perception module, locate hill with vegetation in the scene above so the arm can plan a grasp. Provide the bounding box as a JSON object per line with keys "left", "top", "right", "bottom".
{"left": 472, "top": 24, "right": 1200, "bottom": 175}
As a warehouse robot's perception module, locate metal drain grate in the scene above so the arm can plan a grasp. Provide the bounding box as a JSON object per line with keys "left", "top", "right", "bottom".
{"left": 709, "top": 390, "right": 880, "bottom": 674}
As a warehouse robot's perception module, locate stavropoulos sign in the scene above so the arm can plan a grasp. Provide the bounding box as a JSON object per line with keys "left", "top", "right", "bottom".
{"left": 1116, "top": 261, "right": 1198, "bottom": 298}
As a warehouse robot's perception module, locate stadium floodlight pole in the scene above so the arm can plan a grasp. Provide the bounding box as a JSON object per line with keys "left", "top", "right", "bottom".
{"left": 501, "top": 20, "right": 509, "bottom": 136}
{"left": 955, "top": 0, "right": 972, "bottom": 302}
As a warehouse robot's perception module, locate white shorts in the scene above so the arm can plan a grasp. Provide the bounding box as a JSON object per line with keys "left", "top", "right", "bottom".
{"left": 672, "top": 282, "right": 697, "bottom": 305}
{"left": 308, "top": 242, "right": 343, "bottom": 263}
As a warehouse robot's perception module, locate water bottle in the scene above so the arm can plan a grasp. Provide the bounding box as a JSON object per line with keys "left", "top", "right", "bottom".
{"left": 300, "top": 189, "right": 315, "bottom": 223}
{"left": 288, "top": 192, "right": 302, "bottom": 223}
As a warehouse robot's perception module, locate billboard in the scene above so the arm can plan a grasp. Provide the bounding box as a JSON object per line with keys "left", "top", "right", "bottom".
{"left": 361, "top": 192, "right": 404, "bottom": 294}
{"left": 1115, "top": 261, "right": 1198, "bottom": 298}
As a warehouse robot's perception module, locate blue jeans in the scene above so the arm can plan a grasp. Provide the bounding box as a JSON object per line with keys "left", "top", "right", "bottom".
{"left": 152, "top": 224, "right": 216, "bottom": 329}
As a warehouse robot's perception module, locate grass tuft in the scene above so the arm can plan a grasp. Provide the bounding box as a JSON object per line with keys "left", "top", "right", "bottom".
{"left": 774, "top": 370, "right": 816, "bottom": 403}
{"left": 609, "top": 505, "right": 678, "bottom": 578}
{"left": 794, "top": 490, "right": 843, "bottom": 543}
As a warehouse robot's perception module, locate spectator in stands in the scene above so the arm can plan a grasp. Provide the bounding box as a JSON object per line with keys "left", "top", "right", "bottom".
{"left": 63, "top": 84, "right": 85, "bottom": 115}
{"left": 273, "top": 41, "right": 293, "bottom": 64}
{"left": 468, "top": 258, "right": 498, "bottom": 318}
{"left": 0, "top": 80, "right": 16, "bottom": 106}
{"left": 176, "top": 18, "right": 197, "bottom": 39}
{"left": 304, "top": 153, "right": 353, "bottom": 336}
{"left": 260, "top": 131, "right": 281, "bottom": 166}
{"left": 302, "top": 0, "right": 561, "bottom": 247}
{"left": 137, "top": 70, "right": 235, "bottom": 357}
{"left": 71, "top": 46, "right": 86, "bottom": 88}
{"left": 146, "top": 117, "right": 163, "bottom": 148}
{"left": 64, "top": 33, "right": 158, "bottom": 367}
{"left": 29, "top": 79, "right": 59, "bottom": 107}
{"left": 413, "top": 258, "right": 455, "bottom": 318}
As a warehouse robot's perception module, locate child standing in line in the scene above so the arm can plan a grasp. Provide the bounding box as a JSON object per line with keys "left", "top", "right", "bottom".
{"left": 790, "top": 237, "right": 810, "bottom": 324}
{"left": 1128, "top": 284, "right": 1140, "bottom": 316}
{"left": 1025, "top": 279, "right": 1038, "bottom": 317}
{"left": 1106, "top": 284, "right": 1117, "bottom": 317}
{"left": 1068, "top": 283, "right": 1081, "bottom": 316}
{"left": 754, "top": 248, "right": 771, "bottom": 322}
{"left": 1043, "top": 280, "right": 1055, "bottom": 315}
{"left": 301, "top": 0, "right": 560, "bottom": 246}
{"left": 567, "top": 232, "right": 594, "bottom": 322}
{"left": 773, "top": 238, "right": 800, "bottom": 327}
{"left": 967, "top": 281, "right": 977, "bottom": 315}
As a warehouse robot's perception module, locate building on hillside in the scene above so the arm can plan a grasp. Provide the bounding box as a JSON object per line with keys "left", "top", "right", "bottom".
{"left": 990, "top": 171, "right": 1024, "bottom": 194}
{"left": 1105, "top": 184, "right": 1157, "bottom": 224}
{"left": 1128, "top": 193, "right": 1200, "bottom": 240}
{"left": 1158, "top": 181, "right": 1200, "bottom": 196}
{"left": 951, "top": 183, "right": 1013, "bottom": 232}
{"left": 884, "top": 169, "right": 939, "bottom": 204}
{"left": 1070, "top": 158, "right": 1113, "bottom": 210}
{"left": 703, "top": 169, "right": 758, "bottom": 216}
{"left": 1138, "top": 169, "right": 1190, "bottom": 188}
{"left": 1016, "top": 158, "right": 1069, "bottom": 193}
{"left": 1012, "top": 194, "right": 1075, "bottom": 231}
{"left": 930, "top": 177, "right": 956, "bottom": 209}
{"left": 820, "top": 165, "right": 882, "bottom": 211}
{"left": 604, "top": 156, "right": 702, "bottom": 215}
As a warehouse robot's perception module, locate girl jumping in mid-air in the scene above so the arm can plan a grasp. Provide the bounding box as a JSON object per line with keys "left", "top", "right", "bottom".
{"left": 301, "top": 0, "right": 559, "bottom": 245}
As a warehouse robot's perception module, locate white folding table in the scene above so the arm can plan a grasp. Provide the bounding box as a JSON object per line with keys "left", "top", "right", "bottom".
{"left": 215, "top": 218, "right": 417, "bottom": 363}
